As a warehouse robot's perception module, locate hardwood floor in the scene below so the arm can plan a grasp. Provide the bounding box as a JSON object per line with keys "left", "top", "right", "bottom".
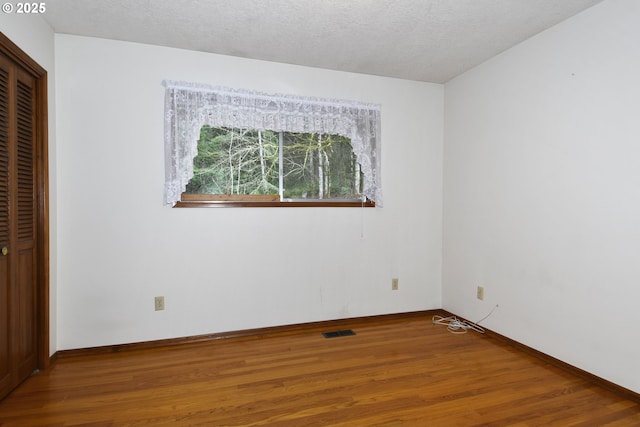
{"left": 1, "top": 313, "right": 639, "bottom": 426}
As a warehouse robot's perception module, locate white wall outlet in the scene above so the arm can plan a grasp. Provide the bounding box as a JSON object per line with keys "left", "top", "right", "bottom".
{"left": 154, "top": 296, "right": 165, "bottom": 311}
{"left": 392, "top": 278, "right": 399, "bottom": 290}
{"left": 476, "top": 286, "right": 485, "bottom": 301}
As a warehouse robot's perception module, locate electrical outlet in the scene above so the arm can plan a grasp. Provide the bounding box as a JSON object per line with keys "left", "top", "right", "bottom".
{"left": 476, "top": 286, "right": 484, "bottom": 301}
{"left": 155, "top": 296, "right": 165, "bottom": 311}
{"left": 392, "top": 278, "right": 399, "bottom": 290}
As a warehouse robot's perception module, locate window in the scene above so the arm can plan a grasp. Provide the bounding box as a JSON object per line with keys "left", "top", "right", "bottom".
{"left": 183, "top": 126, "right": 365, "bottom": 205}
{"left": 162, "top": 81, "right": 382, "bottom": 207}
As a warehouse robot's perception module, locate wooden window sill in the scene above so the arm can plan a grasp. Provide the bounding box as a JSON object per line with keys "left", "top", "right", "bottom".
{"left": 174, "top": 194, "right": 375, "bottom": 208}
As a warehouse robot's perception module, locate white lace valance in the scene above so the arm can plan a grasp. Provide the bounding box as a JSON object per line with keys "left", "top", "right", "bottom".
{"left": 163, "top": 80, "right": 382, "bottom": 206}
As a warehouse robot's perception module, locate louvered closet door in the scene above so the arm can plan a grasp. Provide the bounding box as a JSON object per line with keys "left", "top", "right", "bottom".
{"left": 0, "top": 52, "right": 38, "bottom": 400}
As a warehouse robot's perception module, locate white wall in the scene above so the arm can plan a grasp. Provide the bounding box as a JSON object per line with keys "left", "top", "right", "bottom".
{"left": 55, "top": 35, "right": 443, "bottom": 350}
{"left": 0, "top": 14, "right": 57, "bottom": 355}
{"left": 444, "top": 0, "right": 640, "bottom": 393}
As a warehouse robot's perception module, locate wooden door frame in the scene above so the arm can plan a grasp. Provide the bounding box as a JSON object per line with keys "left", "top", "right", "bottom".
{"left": 0, "top": 32, "right": 50, "bottom": 370}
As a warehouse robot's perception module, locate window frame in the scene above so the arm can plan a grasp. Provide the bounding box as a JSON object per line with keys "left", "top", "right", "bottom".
{"left": 180, "top": 127, "right": 373, "bottom": 208}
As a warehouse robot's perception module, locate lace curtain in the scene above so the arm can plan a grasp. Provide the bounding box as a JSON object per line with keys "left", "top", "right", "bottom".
{"left": 163, "top": 80, "right": 382, "bottom": 206}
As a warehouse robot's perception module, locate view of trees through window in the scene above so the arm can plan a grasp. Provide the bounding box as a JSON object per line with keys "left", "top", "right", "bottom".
{"left": 185, "top": 126, "right": 363, "bottom": 200}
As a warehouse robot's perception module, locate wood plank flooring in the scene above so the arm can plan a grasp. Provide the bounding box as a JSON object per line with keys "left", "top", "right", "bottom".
{"left": 1, "top": 314, "right": 639, "bottom": 426}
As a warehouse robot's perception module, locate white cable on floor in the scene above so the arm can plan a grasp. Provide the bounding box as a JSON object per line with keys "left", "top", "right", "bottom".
{"left": 432, "top": 304, "right": 499, "bottom": 334}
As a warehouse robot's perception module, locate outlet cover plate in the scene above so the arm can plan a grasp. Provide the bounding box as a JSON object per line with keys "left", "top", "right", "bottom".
{"left": 155, "top": 296, "right": 165, "bottom": 311}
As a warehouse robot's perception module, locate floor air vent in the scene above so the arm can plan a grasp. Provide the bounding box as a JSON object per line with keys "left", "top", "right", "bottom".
{"left": 322, "top": 329, "right": 356, "bottom": 338}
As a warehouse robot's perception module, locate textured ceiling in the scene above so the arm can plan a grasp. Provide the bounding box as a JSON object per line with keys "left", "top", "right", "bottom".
{"left": 42, "top": 0, "right": 603, "bottom": 83}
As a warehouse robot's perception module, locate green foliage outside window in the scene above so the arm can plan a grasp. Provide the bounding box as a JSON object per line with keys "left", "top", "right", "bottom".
{"left": 186, "top": 126, "right": 363, "bottom": 200}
